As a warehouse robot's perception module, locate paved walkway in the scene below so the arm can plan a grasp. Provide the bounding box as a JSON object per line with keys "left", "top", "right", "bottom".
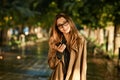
{"left": 0, "top": 38, "right": 51, "bottom": 80}
{"left": 0, "top": 52, "right": 52, "bottom": 80}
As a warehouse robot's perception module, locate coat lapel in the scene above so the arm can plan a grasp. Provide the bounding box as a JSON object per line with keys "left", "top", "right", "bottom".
{"left": 71, "top": 41, "right": 79, "bottom": 53}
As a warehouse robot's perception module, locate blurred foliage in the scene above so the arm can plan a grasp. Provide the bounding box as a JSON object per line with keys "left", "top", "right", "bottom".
{"left": 0, "top": 0, "right": 120, "bottom": 30}
{"left": 26, "top": 34, "right": 37, "bottom": 41}
{"left": 62, "top": 0, "right": 120, "bottom": 29}
{"left": 9, "top": 35, "right": 21, "bottom": 47}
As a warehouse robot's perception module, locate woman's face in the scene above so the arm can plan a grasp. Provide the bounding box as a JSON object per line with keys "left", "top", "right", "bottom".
{"left": 56, "top": 17, "right": 70, "bottom": 34}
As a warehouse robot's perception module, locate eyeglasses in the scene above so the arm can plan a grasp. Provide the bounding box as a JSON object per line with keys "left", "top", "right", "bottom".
{"left": 57, "top": 21, "right": 68, "bottom": 29}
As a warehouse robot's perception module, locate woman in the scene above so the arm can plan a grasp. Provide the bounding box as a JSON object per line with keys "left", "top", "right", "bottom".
{"left": 48, "top": 13, "right": 87, "bottom": 80}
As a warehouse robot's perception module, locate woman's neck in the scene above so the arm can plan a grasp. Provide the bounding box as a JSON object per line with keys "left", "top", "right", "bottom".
{"left": 63, "top": 33, "right": 70, "bottom": 43}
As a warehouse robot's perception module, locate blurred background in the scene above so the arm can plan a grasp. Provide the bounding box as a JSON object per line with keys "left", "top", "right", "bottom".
{"left": 0, "top": 0, "right": 120, "bottom": 80}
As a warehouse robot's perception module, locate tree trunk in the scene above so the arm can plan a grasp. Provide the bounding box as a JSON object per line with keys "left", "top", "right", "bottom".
{"left": 94, "top": 28, "right": 104, "bottom": 45}
{"left": 114, "top": 25, "right": 120, "bottom": 55}
{"left": 106, "top": 26, "right": 114, "bottom": 54}
{"left": 0, "top": 28, "right": 9, "bottom": 46}
{"left": 29, "top": 26, "right": 35, "bottom": 34}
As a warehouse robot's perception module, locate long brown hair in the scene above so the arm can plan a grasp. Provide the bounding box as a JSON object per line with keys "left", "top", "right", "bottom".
{"left": 49, "top": 13, "right": 81, "bottom": 48}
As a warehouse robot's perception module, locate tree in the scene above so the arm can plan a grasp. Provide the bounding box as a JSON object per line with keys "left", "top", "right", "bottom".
{"left": 0, "top": 0, "right": 37, "bottom": 45}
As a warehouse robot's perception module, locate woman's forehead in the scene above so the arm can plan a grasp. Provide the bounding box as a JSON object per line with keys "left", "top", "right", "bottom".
{"left": 57, "top": 17, "right": 66, "bottom": 24}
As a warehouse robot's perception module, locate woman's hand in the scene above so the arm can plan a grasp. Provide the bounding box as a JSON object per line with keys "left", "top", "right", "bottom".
{"left": 55, "top": 44, "right": 66, "bottom": 53}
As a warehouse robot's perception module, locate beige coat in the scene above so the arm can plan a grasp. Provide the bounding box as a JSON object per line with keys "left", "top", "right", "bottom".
{"left": 48, "top": 37, "right": 87, "bottom": 80}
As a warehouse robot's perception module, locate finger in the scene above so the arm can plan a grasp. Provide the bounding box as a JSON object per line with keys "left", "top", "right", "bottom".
{"left": 60, "top": 44, "right": 66, "bottom": 50}
{"left": 58, "top": 44, "right": 62, "bottom": 48}
{"left": 62, "top": 44, "right": 66, "bottom": 49}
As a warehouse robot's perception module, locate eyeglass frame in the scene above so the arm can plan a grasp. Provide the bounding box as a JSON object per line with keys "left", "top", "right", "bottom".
{"left": 57, "top": 20, "right": 69, "bottom": 29}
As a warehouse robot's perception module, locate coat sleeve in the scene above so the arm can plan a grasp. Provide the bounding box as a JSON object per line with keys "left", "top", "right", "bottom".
{"left": 48, "top": 47, "right": 60, "bottom": 69}
{"left": 81, "top": 39, "right": 87, "bottom": 80}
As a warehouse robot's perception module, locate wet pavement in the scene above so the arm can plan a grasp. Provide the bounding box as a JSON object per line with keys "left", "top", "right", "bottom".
{"left": 0, "top": 39, "right": 120, "bottom": 80}
{"left": 0, "top": 40, "right": 52, "bottom": 80}
{"left": 87, "top": 56, "right": 120, "bottom": 80}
